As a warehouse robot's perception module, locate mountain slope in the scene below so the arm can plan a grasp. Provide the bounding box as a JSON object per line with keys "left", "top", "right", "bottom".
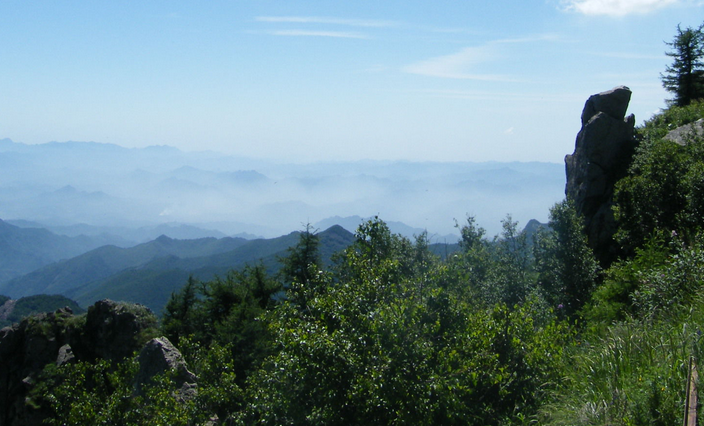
{"left": 0, "top": 234, "right": 249, "bottom": 298}
{"left": 0, "top": 219, "right": 126, "bottom": 284}
{"left": 1, "top": 226, "right": 356, "bottom": 314}
{"left": 71, "top": 225, "right": 356, "bottom": 314}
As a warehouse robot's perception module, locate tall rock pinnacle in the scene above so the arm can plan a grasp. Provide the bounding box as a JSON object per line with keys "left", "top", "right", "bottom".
{"left": 565, "top": 86, "right": 637, "bottom": 266}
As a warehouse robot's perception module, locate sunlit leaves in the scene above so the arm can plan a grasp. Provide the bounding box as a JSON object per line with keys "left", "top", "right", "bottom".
{"left": 242, "top": 219, "right": 571, "bottom": 425}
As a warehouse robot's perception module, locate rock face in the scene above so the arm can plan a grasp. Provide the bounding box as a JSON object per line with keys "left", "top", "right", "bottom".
{"left": 565, "top": 86, "right": 637, "bottom": 266}
{"left": 135, "top": 337, "right": 197, "bottom": 400}
{"left": 0, "top": 308, "right": 74, "bottom": 426}
{"left": 79, "top": 299, "right": 158, "bottom": 361}
{"left": 664, "top": 118, "right": 704, "bottom": 145}
{"left": 0, "top": 300, "right": 158, "bottom": 426}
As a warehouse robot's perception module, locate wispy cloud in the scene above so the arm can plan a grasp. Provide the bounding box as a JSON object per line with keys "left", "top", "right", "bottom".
{"left": 256, "top": 16, "right": 398, "bottom": 28}
{"left": 403, "top": 35, "right": 559, "bottom": 81}
{"left": 560, "top": 0, "right": 679, "bottom": 16}
{"left": 402, "top": 46, "right": 515, "bottom": 81}
{"left": 269, "top": 30, "right": 368, "bottom": 39}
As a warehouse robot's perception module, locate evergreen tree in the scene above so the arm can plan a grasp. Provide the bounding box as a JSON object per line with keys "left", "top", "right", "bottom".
{"left": 162, "top": 276, "right": 198, "bottom": 346}
{"left": 279, "top": 224, "right": 323, "bottom": 310}
{"left": 280, "top": 223, "right": 321, "bottom": 287}
{"left": 661, "top": 23, "right": 704, "bottom": 107}
{"left": 489, "top": 215, "right": 535, "bottom": 306}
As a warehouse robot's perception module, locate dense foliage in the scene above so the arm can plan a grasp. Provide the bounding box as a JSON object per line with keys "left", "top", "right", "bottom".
{"left": 553, "top": 97, "right": 704, "bottom": 425}
{"left": 614, "top": 100, "right": 704, "bottom": 254}
{"left": 24, "top": 22, "right": 704, "bottom": 426}
{"left": 34, "top": 214, "right": 591, "bottom": 425}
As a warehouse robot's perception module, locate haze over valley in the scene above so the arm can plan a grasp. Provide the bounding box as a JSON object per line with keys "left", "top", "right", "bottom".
{"left": 0, "top": 138, "right": 563, "bottom": 242}
{"left": 4, "top": 1, "right": 704, "bottom": 425}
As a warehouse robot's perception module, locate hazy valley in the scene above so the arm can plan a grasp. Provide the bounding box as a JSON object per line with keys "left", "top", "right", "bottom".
{"left": 0, "top": 138, "right": 564, "bottom": 242}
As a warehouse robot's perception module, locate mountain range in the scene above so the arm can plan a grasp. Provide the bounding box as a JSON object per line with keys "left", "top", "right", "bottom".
{"left": 0, "top": 218, "right": 126, "bottom": 283}
{"left": 0, "top": 138, "right": 564, "bottom": 240}
{"left": 0, "top": 138, "right": 561, "bottom": 315}
{"left": 0, "top": 224, "right": 356, "bottom": 314}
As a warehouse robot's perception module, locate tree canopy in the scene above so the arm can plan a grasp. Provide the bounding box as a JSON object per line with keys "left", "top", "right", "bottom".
{"left": 661, "top": 23, "right": 704, "bottom": 107}
{"left": 16, "top": 21, "right": 704, "bottom": 426}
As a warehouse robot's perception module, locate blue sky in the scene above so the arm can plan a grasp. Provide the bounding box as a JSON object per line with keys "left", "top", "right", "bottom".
{"left": 1, "top": 0, "right": 702, "bottom": 163}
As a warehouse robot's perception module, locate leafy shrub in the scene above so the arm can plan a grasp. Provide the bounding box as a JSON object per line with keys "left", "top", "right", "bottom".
{"left": 639, "top": 100, "right": 704, "bottom": 140}
{"left": 239, "top": 219, "right": 571, "bottom": 425}
{"left": 615, "top": 101, "right": 704, "bottom": 254}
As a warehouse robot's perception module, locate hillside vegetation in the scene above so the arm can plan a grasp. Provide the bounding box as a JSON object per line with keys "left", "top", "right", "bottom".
{"left": 18, "top": 97, "right": 704, "bottom": 425}
{"left": 0, "top": 225, "right": 356, "bottom": 314}
{"left": 8, "top": 22, "right": 704, "bottom": 423}
{"left": 0, "top": 294, "right": 85, "bottom": 328}
{"left": 0, "top": 219, "right": 129, "bottom": 284}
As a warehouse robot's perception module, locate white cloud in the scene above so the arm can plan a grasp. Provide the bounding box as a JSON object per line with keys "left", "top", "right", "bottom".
{"left": 269, "top": 30, "right": 368, "bottom": 39}
{"left": 402, "top": 46, "right": 515, "bottom": 81}
{"left": 256, "top": 16, "right": 398, "bottom": 28}
{"left": 561, "top": 0, "right": 679, "bottom": 16}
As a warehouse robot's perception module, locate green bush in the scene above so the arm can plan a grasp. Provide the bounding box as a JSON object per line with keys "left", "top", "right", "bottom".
{"left": 615, "top": 101, "right": 704, "bottom": 254}
{"left": 239, "top": 220, "right": 571, "bottom": 425}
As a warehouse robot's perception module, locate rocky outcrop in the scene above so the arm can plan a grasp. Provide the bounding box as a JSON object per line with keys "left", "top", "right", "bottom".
{"left": 78, "top": 299, "right": 158, "bottom": 361}
{"left": 135, "top": 337, "right": 197, "bottom": 400}
{"left": 0, "top": 300, "right": 159, "bottom": 426}
{"left": 664, "top": 118, "right": 704, "bottom": 145}
{"left": 565, "top": 86, "right": 637, "bottom": 266}
{"left": 0, "top": 308, "right": 74, "bottom": 426}
{"left": 0, "top": 299, "right": 16, "bottom": 322}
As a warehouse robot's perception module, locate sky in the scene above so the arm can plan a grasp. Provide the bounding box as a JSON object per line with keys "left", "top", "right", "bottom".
{"left": 1, "top": 0, "right": 703, "bottom": 163}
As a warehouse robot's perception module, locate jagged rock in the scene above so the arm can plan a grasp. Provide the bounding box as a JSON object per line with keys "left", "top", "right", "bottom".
{"left": 55, "top": 344, "right": 75, "bottom": 366}
{"left": 566, "top": 86, "right": 637, "bottom": 266}
{"left": 0, "top": 308, "right": 74, "bottom": 426}
{"left": 78, "top": 299, "right": 158, "bottom": 361}
{"left": 135, "top": 337, "right": 197, "bottom": 401}
{"left": 0, "top": 300, "right": 158, "bottom": 426}
{"left": 580, "top": 86, "right": 632, "bottom": 126}
{"left": 0, "top": 300, "right": 16, "bottom": 322}
{"left": 664, "top": 118, "right": 704, "bottom": 145}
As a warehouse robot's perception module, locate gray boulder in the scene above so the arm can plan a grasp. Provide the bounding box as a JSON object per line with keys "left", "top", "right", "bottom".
{"left": 135, "top": 337, "right": 197, "bottom": 401}
{"left": 55, "top": 344, "right": 75, "bottom": 366}
{"left": 580, "top": 86, "right": 633, "bottom": 126}
{"left": 565, "top": 86, "right": 637, "bottom": 266}
{"left": 664, "top": 118, "right": 704, "bottom": 145}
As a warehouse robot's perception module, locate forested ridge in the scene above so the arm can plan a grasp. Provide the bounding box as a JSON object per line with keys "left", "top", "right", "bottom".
{"left": 23, "top": 99, "right": 704, "bottom": 425}
{"left": 6, "top": 23, "right": 704, "bottom": 426}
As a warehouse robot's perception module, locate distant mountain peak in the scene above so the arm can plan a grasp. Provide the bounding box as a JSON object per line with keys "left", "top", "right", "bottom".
{"left": 319, "top": 224, "right": 353, "bottom": 238}
{"left": 154, "top": 234, "right": 173, "bottom": 243}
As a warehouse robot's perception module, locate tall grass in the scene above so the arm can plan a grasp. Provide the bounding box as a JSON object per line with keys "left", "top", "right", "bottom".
{"left": 540, "top": 296, "right": 704, "bottom": 425}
